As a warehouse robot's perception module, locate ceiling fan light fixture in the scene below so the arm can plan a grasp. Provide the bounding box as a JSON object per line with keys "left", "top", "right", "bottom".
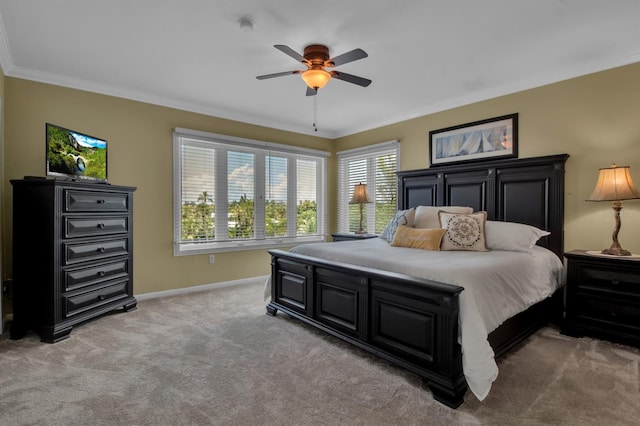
{"left": 301, "top": 69, "right": 331, "bottom": 89}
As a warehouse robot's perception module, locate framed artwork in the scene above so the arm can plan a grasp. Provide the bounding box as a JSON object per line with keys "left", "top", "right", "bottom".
{"left": 429, "top": 113, "right": 518, "bottom": 166}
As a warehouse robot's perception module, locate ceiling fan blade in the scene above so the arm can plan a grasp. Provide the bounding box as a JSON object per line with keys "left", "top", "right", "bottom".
{"left": 328, "top": 48, "right": 368, "bottom": 67}
{"left": 306, "top": 87, "right": 317, "bottom": 96}
{"left": 256, "top": 70, "right": 301, "bottom": 80}
{"left": 274, "top": 45, "right": 310, "bottom": 65}
{"left": 330, "top": 71, "right": 372, "bottom": 87}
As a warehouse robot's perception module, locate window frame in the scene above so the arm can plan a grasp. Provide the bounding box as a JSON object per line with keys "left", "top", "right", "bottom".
{"left": 337, "top": 140, "right": 400, "bottom": 234}
{"left": 173, "top": 128, "right": 328, "bottom": 255}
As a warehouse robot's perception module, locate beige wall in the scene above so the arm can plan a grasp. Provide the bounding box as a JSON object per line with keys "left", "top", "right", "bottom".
{"left": 335, "top": 62, "right": 640, "bottom": 255}
{"left": 2, "top": 78, "right": 333, "bottom": 295}
{"left": 2, "top": 62, "right": 640, "bottom": 297}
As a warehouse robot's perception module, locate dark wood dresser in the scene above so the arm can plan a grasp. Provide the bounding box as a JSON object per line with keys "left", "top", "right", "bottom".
{"left": 562, "top": 250, "right": 640, "bottom": 348}
{"left": 9, "top": 178, "right": 137, "bottom": 343}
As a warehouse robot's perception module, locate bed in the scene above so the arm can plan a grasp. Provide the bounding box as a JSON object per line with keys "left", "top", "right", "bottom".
{"left": 266, "top": 153, "right": 569, "bottom": 408}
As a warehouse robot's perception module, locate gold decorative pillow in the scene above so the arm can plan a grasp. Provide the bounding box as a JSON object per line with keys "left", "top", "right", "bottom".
{"left": 438, "top": 211, "right": 488, "bottom": 251}
{"left": 391, "top": 226, "right": 446, "bottom": 250}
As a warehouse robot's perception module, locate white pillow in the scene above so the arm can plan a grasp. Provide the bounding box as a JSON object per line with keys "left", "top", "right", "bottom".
{"left": 414, "top": 205, "right": 473, "bottom": 229}
{"left": 379, "top": 208, "right": 415, "bottom": 243}
{"left": 439, "top": 211, "right": 488, "bottom": 251}
{"left": 485, "top": 221, "right": 550, "bottom": 254}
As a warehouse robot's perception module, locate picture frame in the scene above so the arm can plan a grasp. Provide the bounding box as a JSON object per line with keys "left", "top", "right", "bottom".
{"left": 429, "top": 113, "right": 518, "bottom": 166}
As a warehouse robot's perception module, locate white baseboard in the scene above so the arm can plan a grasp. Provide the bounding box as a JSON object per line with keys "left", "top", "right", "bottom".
{"left": 135, "top": 275, "right": 268, "bottom": 302}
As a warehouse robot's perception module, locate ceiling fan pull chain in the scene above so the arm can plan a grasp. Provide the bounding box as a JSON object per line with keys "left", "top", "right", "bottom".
{"left": 313, "top": 92, "right": 318, "bottom": 132}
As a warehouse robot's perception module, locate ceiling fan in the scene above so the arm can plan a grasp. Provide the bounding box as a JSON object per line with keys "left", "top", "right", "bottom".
{"left": 256, "top": 44, "right": 372, "bottom": 96}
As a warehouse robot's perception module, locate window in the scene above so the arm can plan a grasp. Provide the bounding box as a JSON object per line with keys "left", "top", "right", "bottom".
{"left": 174, "top": 128, "right": 328, "bottom": 255}
{"left": 337, "top": 141, "right": 399, "bottom": 234}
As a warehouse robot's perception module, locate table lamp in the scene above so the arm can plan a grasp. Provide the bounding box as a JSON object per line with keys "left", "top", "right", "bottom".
{"left": 587, "top": 163, "right": 640, "bottom": 256}
{"left": 349, "top": 182, "right": 372, "bottom": 234}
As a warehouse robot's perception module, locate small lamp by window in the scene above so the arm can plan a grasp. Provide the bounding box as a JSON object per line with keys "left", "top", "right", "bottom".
{"left": 349, "top": 183, "right": 372, "bottom": 234}
{"left": 587, "top": 163, "right": 640, "bottom": 256}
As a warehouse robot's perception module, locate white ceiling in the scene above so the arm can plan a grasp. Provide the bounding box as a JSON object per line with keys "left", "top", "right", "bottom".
{"left": 1, "top": 1, "right": 639, "bottom": 138}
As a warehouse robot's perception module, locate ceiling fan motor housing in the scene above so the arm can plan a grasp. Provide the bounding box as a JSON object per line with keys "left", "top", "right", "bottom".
{"left": 304, "top": 45, "right": 331, "bottom": 66}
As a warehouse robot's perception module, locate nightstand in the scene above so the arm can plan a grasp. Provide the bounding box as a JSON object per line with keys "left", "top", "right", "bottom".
{"left": 331, "top": 233, "right": 378, "bottom": 242}
{"left": 562, "top": 250, "right": 640, "bottom": 348}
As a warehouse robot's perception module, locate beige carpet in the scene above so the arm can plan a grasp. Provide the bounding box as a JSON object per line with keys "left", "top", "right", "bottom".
{"left": 1, "top": 279, "right": 639, "bottom": 426}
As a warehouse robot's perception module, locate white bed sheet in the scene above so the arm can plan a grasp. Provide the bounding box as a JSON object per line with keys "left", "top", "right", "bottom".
{"left": 276, "top": 237, "right": 564, "bottom": 401}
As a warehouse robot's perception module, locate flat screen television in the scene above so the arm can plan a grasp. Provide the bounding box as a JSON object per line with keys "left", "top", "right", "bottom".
{"left": 46, "top": 123, "right": 108, "bottom": 182}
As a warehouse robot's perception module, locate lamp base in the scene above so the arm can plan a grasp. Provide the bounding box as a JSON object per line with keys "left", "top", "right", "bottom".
{"left": 601, "top": 201, "right": 633, "bottom": 256}
{"left": 601, "top": 246, "right": 632, "bottom": 256}
{"left": 354, "top": 229, "right": 367, "bottom": 235}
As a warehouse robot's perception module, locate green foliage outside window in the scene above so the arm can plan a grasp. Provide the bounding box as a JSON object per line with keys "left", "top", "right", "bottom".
{"left": 374, "top": 154, "right": 397, "bottom": 233}
{"left": 181, "top": 191, "right": 317, "bottom": 241}
{"left": 228, "top": 195, "right": 254, "bottom": 238}
{"left": 297, "top": 200, "right": 317, "bottom": 234}
{"left": 181, "top": 191, "right": 215, "bottom": 241}
{"left": 266, "top": 200, "right": 287, "bottom": 236}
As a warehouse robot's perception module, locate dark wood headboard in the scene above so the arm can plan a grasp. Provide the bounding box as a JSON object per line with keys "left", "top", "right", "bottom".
{"left": 396, "top": 154, "right": 569, "bottom": 258}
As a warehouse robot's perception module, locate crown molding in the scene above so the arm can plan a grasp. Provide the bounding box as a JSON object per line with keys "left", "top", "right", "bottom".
{"left": 0, "top": 12, "right": 14, "bottom": 75}
{"left": 5, "top": 63, "right": 336, "bottom": 139}
{"left": 333, "top": 50, "right": 640, "bottom": 138}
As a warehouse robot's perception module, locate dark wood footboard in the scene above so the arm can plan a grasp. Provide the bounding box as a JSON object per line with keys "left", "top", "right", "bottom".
{"left": 267, "top": 249, "right": 468, "bottom": 408}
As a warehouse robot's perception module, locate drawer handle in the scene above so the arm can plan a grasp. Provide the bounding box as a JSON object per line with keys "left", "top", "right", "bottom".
{"left": 97, "top": 247, "right": 106, "bottom": 253}
{"left": 98, "top": 271, "right": 106, "bottom": 277}
{"left": 97, "top": 223, "right": 106, "bottom": 229}
{"left": 610, "top": 278, "right": 621, "bottom": 285}
{"left": 97, "top": 199, "right": 106, "bottom": 204}
{"left": 97, "top": 294, "right": 106, "bottom": 301}
{"left": 609, "top": 310, "right": 618, "bottom": 317}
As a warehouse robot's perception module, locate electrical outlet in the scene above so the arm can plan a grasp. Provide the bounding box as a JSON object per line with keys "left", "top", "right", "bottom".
{"left": 208, "top": 255, "right": 215, "bottom": 264}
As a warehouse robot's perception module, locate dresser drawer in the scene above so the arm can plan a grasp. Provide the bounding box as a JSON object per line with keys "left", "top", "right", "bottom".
{"left": 63, "top": 280, "right": 129, "bottom": 318}
{"left": 63, "top": 259, "right": 129, "bottom": 291}
{"left": 65, "top": 190, "right": 130, "bottom": 212}
{"left": 574, "top": 262, "right": 640, "bottom": 297}
{"left": 64, "top": 238, "right": 129, "bottom": 265}
{"left": 64, "top": 216, "right": 129, "bottom": 238}
{"left": 576, "top": 293, "right": 640, "bottom": 334}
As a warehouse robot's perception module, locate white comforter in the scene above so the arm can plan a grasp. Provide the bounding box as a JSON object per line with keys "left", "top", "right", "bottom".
{"left": 284, "top": 238, "right": 564, "bottom": 401}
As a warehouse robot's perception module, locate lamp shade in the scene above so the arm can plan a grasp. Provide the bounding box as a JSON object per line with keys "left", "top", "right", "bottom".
{"left": 301, "top": 68, "right": 331, "bottom": 89}
{"left": 588, "top": 164, "right": 640, "bottom": 201}
{"left": 349, "top": 183, "right": 372, "bottom": 204}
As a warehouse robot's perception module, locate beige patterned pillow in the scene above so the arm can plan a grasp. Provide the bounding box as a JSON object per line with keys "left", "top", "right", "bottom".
{"left": 439, "top": 211, "right": 488, "bottom": 251}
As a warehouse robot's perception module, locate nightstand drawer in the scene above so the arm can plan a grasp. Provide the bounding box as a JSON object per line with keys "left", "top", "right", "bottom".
{"left": 574, "top": 263, "right": 640, "bottom": 296}
{"left": 563, "top": 250, "right": 640, "bottom": 348}
{"left": 576, "top": 293, "right": 640, "bottom": 332}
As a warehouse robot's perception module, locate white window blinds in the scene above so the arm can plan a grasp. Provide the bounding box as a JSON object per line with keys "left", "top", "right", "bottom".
{"left": 174, "top": 128, "right": 328, "bottom": 255}
{"left": 337, "top": 141, "right": 399, "bottom": 234}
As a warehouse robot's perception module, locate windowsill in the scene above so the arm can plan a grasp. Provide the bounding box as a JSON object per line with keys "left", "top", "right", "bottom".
{"left": 174, "top": 236, "right": 327, "bottom": 256}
